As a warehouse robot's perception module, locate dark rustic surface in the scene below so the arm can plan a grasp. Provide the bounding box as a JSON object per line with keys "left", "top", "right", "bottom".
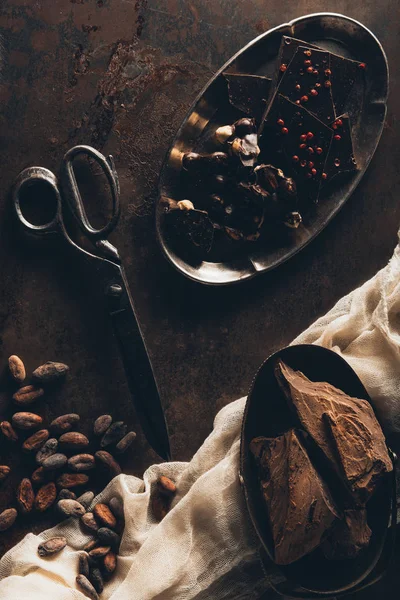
{"left": 0, "top": 0, "right": 399, "bottom": 596}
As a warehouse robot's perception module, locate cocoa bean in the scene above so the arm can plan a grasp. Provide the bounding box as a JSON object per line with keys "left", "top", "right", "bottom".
{"left": 93, "top": 503, "right": 117, "bottom": 529}
{"left": 57, "top": 473, "right": 89, "bottom": 489}
{"left": 76, "top": 491, "right": 94, "bottom": 509}
{"left": 103, "top": 550, "right": 117, "bottom": 575}
{"left": 109, "top": 497, "right": 124, "bottom": 520}
{"left": 100, "top": 421, "right": 127, "bottom": 448}
{"left": 79, "top": 552, "right": 90, "bottom": 578}
{"left": 151, "top": 493, "right": 170, "bottom": 521}
{"left": 115, "top": 431, "right": 136, "bottom": 454}
{"left": 89, "top": 567, "right": 104, "bottom": 594}
{"left": 57, "top": 499, "right": 86, "bottom": 518}
{"left": 36, "top": 438, "right": 58, "bottom": 465}
{"left": 83, "top": 539, "right": 98, "bottom": 552}
{"left": 31, "top": 467, "right": 47, "bottom": 485}
{"left": 35, "top": 482, "right": 57, "bottom": 511}
{"left": 88, "top": 545, "right": 110, "bottom": 559}
{"left": 59, "top": 432, "right": 89, "bottom": 451}
{"left": 0, "top": 465, "right": 11, "bottom": 481}
{"left": 158, "top": 476, "right": 177, "bottom": 497}
{"left": 0, "top": 421, "right": 18, "bottom": 442}
{"left": 49, "top": 413, "right": 80, "bottom": 435}
{"left": 58, "top": 489, "right": 77, "bottom": 501}
{"left": 13, "top": 385, "right": 44, "bottom": 406}
{"left": 8, "top": 355, "right": 26, "bottom": 383}
{"left": 93, "top": 415, "right": 112, "bottom": 436}
{"left": 38, "top": 536, "right": 67, "bottom": 557}
{"left": 97, "top": 527, "right": 120, "bottom": 551}
{"left": 0, "top": 508, "right": 17, "bottom": 531}
{"left": 12, "top": 412, "right": 43, "bottom": 430}
{"left": 32, "top": 361, "right": 69, "bottom": 383}
{"left": 68, "top": 454, "right": 95, "bottom": 472}
{"left": 81, "top": 512, "right": 99, "bottom": 532}
{"left": 22, "top": 429, "right": 49, "bottom": 453}
{"left": 76, "top": 575, "right": 99, "bottom": 600}
{"left": 95, "top": 451, "right": 121, "bottom": 477}
{"left": 42, "top": 453, "right": 68, "bottom": 471}
{"left": 17, "top": 478, "right": 35, "bottom": 514}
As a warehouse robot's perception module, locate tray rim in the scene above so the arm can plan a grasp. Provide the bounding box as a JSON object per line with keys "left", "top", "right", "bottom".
{"left": 156, "top": 12, "right": 389, "bottom": 286}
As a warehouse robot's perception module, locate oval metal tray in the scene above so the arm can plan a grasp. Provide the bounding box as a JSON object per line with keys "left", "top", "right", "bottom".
{"left": 156, "top": 13, "right": 388, "bottom": 285}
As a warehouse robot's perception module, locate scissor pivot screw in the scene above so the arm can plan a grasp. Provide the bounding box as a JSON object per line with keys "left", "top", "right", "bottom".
{"left": 107, "top": 283, "right": 123, "bottom": 297}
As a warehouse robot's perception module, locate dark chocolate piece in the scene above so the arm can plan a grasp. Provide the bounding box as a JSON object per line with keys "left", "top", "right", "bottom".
{"left": 276, "top": 37, "right": 322, "bottom": 83}
{"left": 330, "top": 53, "right": 362, "bottom": 118}
{"left": 165, "top": 205, "right": 214, "bottom": 254}
{"left": 322, "top": 114, "right": 357, "bottom": 185}
{"left": 261, "top": 95, "right": 333, "bottom": 204}
{"left": 276, "top": 47, "right": 335, "bottom": 124}
{"left": 275, "top": 361, "right": 393, "bottom": 504}
{"left": 223, "top": 73, "right": 272, "bottom": 123}
{"left": 250, "top": 429, "right": 340, "bottom": 565}
{"left": 322, "top": 509, "right": 372, "bottom": 559}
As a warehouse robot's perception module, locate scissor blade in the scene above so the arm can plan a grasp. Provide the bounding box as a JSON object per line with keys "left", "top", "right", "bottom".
{"left": 108, "top": 279, "right": 171, "bottom": 462}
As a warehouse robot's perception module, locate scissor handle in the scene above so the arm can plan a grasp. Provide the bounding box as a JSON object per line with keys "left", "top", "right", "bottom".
{"left": 61, "top": 145, "right": 120, "bottom": 241}
{"left": 13, "top": 166, "right": 63, "bottom": 235}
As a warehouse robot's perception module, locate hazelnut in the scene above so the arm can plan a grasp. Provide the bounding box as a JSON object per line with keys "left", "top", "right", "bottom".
{"left": 177, "top": 200, "right": 195, "bottom": 211}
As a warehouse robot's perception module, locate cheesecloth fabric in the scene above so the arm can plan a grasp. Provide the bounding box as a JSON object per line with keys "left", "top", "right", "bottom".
{"left": 1, "top": 234, "right": 400, "bottom": 600}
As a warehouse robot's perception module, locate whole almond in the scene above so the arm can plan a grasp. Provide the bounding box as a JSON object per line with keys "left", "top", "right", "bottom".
{"left": 50, "top": 413, "right": 80, "bottom": 435}
{"left": 115, "top": 431, "right": 136, "bottom": 454}
{"left": 94, "top": 415, "right": 112, "bottom": 436}
{"left": 151, "top": 493, "right": 170, "bottom": 521}
{"left": 58, "top": 489, "right": 77, "bottom": 501}
{"left": 22, "top": 429, "right": 49, "bottom": 453}
{"left": 97, "top": 527, "right": 120, "bottom": 551}
{"left": 89, "top": 545, "right": 110, "bottom": 559}
{"left": 100, "top": 421, "right": 127, "bottom": 448}
{"left": 57, "top": 473, "right": 89, "bottom": 489}
{"left": 17, "top": 478, "right": 35, "bottom": 514}
{"left": 31, "top": 467, "right": 47, "bottom": 485}
{"left": 95, "top": 451, "right": 121, "bottom": 477}
{"left": 0, "top": 508, "right": 17, "bottom": 531}
{"left": 38, "top": 537, "right": 67, "bottom": 557}
{"left": 79, "top": 552, "right": 90, "bottom": 578}
{"left": 42, "top": 453, "right": 68, "bottom": 471}
{"left": 58, "top": 499, "right": 86, "bottom": 518}
{"left": 76, "top": 574, "right": 99, "bottom": 600}
{"left": 83, "top": 539, "right": 98, "bottom": 552}
{"left": 76, "top": 491, "right": 94, "bottom": 508}
{"left": 158, "top": 476, "right": 177, "bottom": 497}
{"left": 0, "top": 421, "right": 18, "bottom": 442}
{"left": 109, "top": 497, "right": 124, "bottom": 520}
{"left": 8, "top": 355, "right": 26, "bottom": 383}
{"left": 81, "top": 512, "right": 99, "bottom": 532}
{"left": 93, "top": 503, "right": 117, "bottom": 529}
{"left": 35, "top": 482, "right": 57, "bottom": 511}
{"left": 32, "top": 361, "right": 69, "bottom": 383}
{"left": 0, "top": 465, "right": 11, "bottom": 481}
{"left": 68, "top": 454, "right": 95, "bottom": 472}
{"left": 103, "top": 550, "right": 117, "bottom": 574}
{"left": 89, "top": 567, "right": 104, "bottom": 594}
{"left": 13, "top": 385, "right": 44, "bottom": 406}
{"left": 36, "top": 438, "right": 58, "bottom": 465}
{"left": 12, "top": 412, "right": 43, "bottom": 430}
{"left": 59, "top": 432, "right": 89, "bottom": 451}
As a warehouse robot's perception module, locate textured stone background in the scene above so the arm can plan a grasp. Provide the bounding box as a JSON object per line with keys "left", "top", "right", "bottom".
{"left": 0, "top": 0, "right": 399, "bottom": 594}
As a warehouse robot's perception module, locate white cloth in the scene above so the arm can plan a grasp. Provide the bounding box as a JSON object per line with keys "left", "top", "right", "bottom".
{"left": 1, "top": 235, "right": 400, "bottom": 600}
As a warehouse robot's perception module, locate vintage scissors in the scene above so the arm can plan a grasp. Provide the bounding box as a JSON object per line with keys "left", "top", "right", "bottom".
{"left": 13, "top": 145, "right": 171, "bottom": 461}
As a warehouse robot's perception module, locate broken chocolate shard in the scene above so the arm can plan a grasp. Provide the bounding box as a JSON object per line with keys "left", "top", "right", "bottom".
{"left": 322, "top": 509, "right": 372, "bottom": 560}
{"left": 223, "top": 73, "right": 272, "bottom": 123}
{"left": 276, "top": 47, "right": 335, "bottom": 124}
{"left": 165, "top": 206, "right": 214, "bottom": 254}
{"left": 251, "top": 429, "right": 340, "bottom": 565}
{"left": 330, "top": 53, "right": 363, "bottom": 118}
{"left": 276, "top": 37, "right": 322, "bottom": 83}
{"left": 275, "top": 360, "right": 393, "bottom": 504}
{"left": 322, "top": 114, "right": 357, "bottom": 185}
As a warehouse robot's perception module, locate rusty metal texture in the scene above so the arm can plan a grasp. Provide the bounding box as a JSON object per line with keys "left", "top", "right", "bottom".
{"left": 0, "top": 2, "right": 399, "bottom": 595}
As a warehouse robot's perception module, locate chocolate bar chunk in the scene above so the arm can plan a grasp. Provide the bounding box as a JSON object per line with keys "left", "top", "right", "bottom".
{"left": 275, "top": 361, "right": 393, "bottom": 504}
{"left": 223, "top": 73, "right": 272, "bottom": 123}
{"left": 277, "top": 37, "right": 322, "bottom": 83}
{"left": 322, "top": 509, "right": 372, "bottom": 560}
{"left": 330, "top": 53, "right": 363, "bottom": 117}
{"left": 261, "top": 95, "right": 333, "bottom": 204}
{"left": 276, "top": 47, "right": 335, "bottom": 124}
{"left": 250, "top": 429, "right": 340, "bottom": 565}
{"left": 165, "top": 205, "right": 214, "bottom": 254}
{"left": 322, "top": 114, "right": 357, "bottom": 185}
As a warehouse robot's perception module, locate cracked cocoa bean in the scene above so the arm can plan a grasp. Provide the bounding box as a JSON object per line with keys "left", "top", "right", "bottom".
{"left": 35, "top": 482, "right": 57, "bottom": 511}
{"left": 32, "top": 467, "right": 47, "bottom": 485}
{"left": 22, "top": 429, "right": 49, "bottom": 453}
{"left": 36, "top": 438, "right": 58, "bottom": 465}
{"left": 0, "top": 421, "right": 18, "bottom": 442}
{"left": 76, "top": 491, "right": 94, "bottom": 509}
{"left": 12, "top": 412, "right": 43, "bottom": 430}
{"left": 57, "top": 473, "right": 89, "bottom": 489}
{"left": 0, "top": 508, "right": 17, "bottom": 531}
{"left": 68, "top": 454, "right": 95, "bottom": 472}
{"left": 83, "top": 539, "right": 98, "bottom": 552}
{"left": 76, "top": 575, "right": 99, "bottom": 600}
{"left": 58, "top": 489, "right": 77, "bottom": 501}
{"left": 89, "top": 567, "right": 104, "bottom": 594}
{"left": 93, "top": 415, "right": 112, "bottom": 436}
{"left": 50, "top": 413, "right": 80, "bottom": 435}
{"left": 97, "top": 527, "right": 120, "bottom": 550}
{"left": 17, "top": 478, "right": 35, "bottom": 514}
{"left": 38, "top": 537, "right": 67, "bottom": 557}
{"left": 89, "top": 545, "right": 110, "bottom": 559}
{"left": 79, "top": 552, "right": 90, "bottom": 578}
{"left": 115, "top": 431, "right": 136, "bottom": 454}
{"left": 81, "top": 512, "right": 99, "bottom": 532}
{"left": 100, "top": 421, "right": 127, "bottom": 448}
{"left": 58, "top": 499, "right": 86, "bottom": 518}
{"left": 103, "top": 550, "right": 117, "bottom": 574}
{"left": 32, "top": 361, "right": 69, "bottom": 383}
{"left": 0, "top": 466, "right": 11, "bottom": 481}
{"left": 93, "top": 503, "right": 117, "bottom": 529}
{"left": 42, "top": 453, "right": 68, "bottom": 471}
{"left": 13, "top": 385, "right": 44, "bottom": 406}
{"left": 59, "top": 432, "right": 89, "bottom": 451}
{"left": 8, "top": 355, "right": 26, "bottom": 383}
{"left": 95, "top": 451, "right": 121, "bottom": 477}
